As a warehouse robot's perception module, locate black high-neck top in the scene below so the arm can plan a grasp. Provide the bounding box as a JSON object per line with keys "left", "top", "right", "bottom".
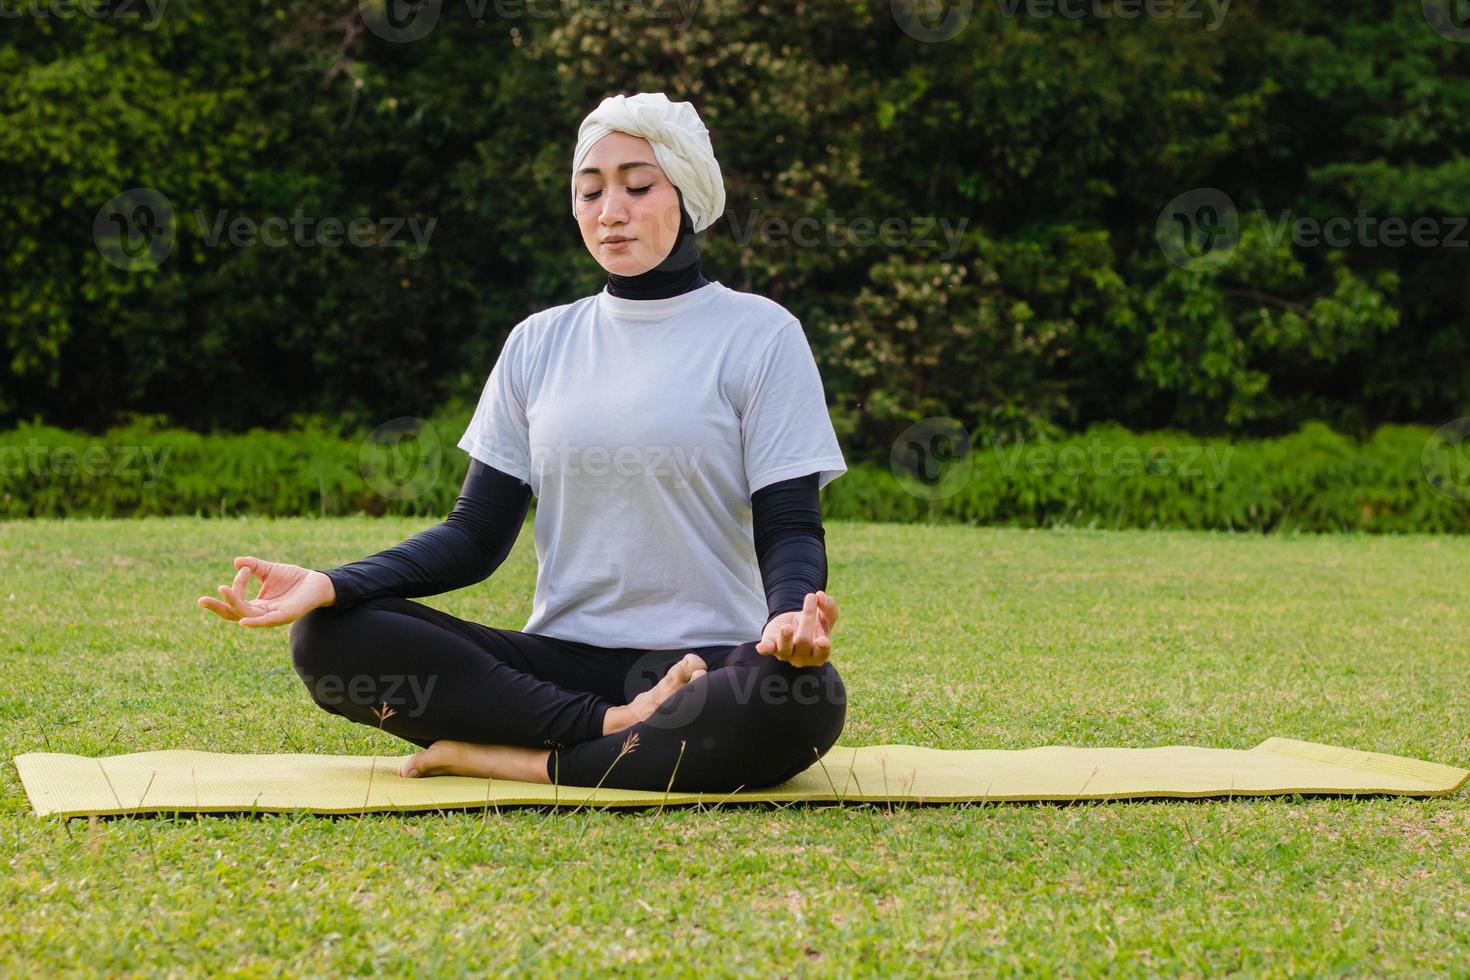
{"left": 604, "top": 186, "right": 710, "bottom": 300}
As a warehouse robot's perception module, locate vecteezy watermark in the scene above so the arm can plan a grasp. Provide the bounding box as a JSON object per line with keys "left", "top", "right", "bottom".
{"left": 193, "top": 209, "right": 435, "bottom": 259}
{"left": 891, "top": 0, "right": 974, "bottom": 42}
{"left": 620, "top": 648, "right": 844, "bottom": 731}
{"left": 1155, "top": 187, "right": 1240, "bottom": 272}
{"left": 1256, "top": 210, "right": 1470, "bottom": 250}
{"left": 358, "top": 0, "right": 696, "bottom": 42}
{"left": 1421, "top": 418, "right": 1470, "bottom": 501}
{"left": 891, "top": 0, "right": 1227, "bottom": 42}
{"left": 1423, "top": 0, "right": 1470, "bottom": 42}
{"left": 1157, "top": 187, "right": 1470, "bottom": 270}
{"left": 887, "top": 416, "right": 1236, "bottom": 499}
{"left": 992, "top": 440, "right": 1234, "bottom": 486}
{"left": 529, "top": 439, "right": 705, "bottom": 488}
{"left": 93, "top": 187, "right": 437, "bottom": 272}
{"left": 890, "top": 417, "right": 974, "bottom": 501}
{"left": 0, "top": 439, "right": 172, "bottom": 486}
{"left": 94, "top": 187, "right": 177, "bottom": 272}
{"left": 358, "top": 418, "right": 444, "bottom": 501}
{"left": 725, "top": 211, "right": 969, "bottom": 259}
{"left": 0, "top": 0, "right": 168, "bottom": 28}
{"left": 996, "top": 0, "right": 1228, "bottom": 29}
{"left": 298, "top": 671, "right": 439, "bottom": 718}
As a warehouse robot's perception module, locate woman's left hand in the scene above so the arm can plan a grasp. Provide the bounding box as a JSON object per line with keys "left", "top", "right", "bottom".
{"left": 755, "top": 591, "right": 839, "bottom": 668}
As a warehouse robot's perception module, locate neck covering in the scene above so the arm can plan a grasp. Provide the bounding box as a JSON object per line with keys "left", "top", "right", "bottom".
{"left": 572, "top": 92, "right": 725, "bottom": 301}
{"left": 605, "top": 186, "right": 708, "bottom": 300}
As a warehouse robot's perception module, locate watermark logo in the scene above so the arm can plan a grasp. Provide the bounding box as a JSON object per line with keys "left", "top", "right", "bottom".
{"left": 993, "top": 440, "right": 1234, "bottom": 486}
{"left": 1156, "top": 187, "right": 1239, "bottom": 271}
{"left": 299, "top": 671, "right": 439, "bottom": 718}
{"left": 1423, "top": 0, "right": 1470, "bottom": 42}
{"left": 890, "top": 417, "right": 973, "bottom": 501}
{"left": 1421, "top": 418, "right": 1470, "bottom": 501}
{"left": 724, "top": 210, "right": 969, "bottom": 259}
{"left": 1257, "top": 210, "right": 1469, "bottom": 250}
{"left": 996, "top": 0, "right": 1229, "bottom": 30}
{"left": 360, "top": 0, "right": 697, "bottom": 41}
{"left": 360, "top": 0, "right": 441, "bottom": 41}
{"left": 358, "top": 418, "right": 444, "bottom": 501}
{"left": 622, "top": 651, "right": 710, "bottom": 730}
{"left": 1157, "top": 188, "right": 1469, "bottom": 269}
{"left": 0, "top": 0, "right": 168, "bottom": 28}
{"left": 94, "top": 187, "right": 176, "bottom": 272}
{"left": 620, "top": 647, "right": 843, "bottom": 731}
{"left": 530, "top": 439, "right": 705, "bottom": 488}
{"left": 193, "top": 208, "right": 436, "bottom": 259}
{"left": 891, "top": 0, "right": 973, "bottom": 41}
{"left": 0, "top": 439, "right": 172, "bottom": 486}
{"left": 92, "top": 186, "right": 436, "bottom": 270}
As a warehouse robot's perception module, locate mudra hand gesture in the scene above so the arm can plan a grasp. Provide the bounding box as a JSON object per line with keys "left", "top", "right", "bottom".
{"left": 197, "top": 556, "right": 335, "bottom": 628}
{"left": 756, "top": 590, "right": 838, "bottom": 668}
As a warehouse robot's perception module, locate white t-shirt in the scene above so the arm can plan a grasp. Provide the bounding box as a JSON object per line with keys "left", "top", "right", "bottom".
{"left": 457, "top": 280, "right": 848, "bottom": 650}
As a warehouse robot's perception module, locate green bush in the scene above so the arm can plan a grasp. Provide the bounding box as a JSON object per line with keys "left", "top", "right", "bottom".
{"left": 820, "top": 421, "right": 1470, "bottom": 534}
{"left": 2, "top": 2, "right": 1467, "bottom": 451}
{"left": 3, "top": 418, "right": 1467, "bottom": 533}
{"left": 0, "top": 399, "right": 480, "bottom": 520}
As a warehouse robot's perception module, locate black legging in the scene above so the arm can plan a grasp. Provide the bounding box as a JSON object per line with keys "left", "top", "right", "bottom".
{"left": 288, "top": 596, "right": 847, "bottom": 793}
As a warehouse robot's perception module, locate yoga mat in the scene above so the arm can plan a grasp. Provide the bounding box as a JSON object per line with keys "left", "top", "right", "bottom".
{"left": 13, "top": 737, "right": 1468, "bottom": 818}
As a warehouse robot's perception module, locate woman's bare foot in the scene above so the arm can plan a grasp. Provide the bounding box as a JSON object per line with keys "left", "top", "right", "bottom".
{"left": 397, "top": 653, "right": 708, "bottom": 782}
{"left": 399, "top": 741, "right": 552, "bottom": 784}
{"left": 602, "top": 652, "right": 708, "bottom": 736}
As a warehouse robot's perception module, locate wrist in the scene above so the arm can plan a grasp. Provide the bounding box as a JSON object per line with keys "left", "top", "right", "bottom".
{"left": 312, "top": 570, "right": 337, "bottom": 608}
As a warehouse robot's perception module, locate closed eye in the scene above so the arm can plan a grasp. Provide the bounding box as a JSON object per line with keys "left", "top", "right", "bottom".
{"left": 580, "top": 185, "right": 652, "bottom": 202}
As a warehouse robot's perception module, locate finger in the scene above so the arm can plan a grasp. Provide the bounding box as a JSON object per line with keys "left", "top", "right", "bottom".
{"left": 219, "top": 583, "right": 251, "bottom": 618}
{"left": 240, "top": 608, "right": 289, "bottom": 628}
{"left": 231, "top": 564, "right": 252, "bottom": 599}
{"left": 793, "top": 594, "right": 818, "bottom": 656}
{"left": 797, "top": 639, "right": 830, "bottom": 668}
{"left": 817, "top": 590, "right": 838, "bottom": 629}
{"left": 776, "top": 622, "right": 795, "bottom": 663}
{"left": 197, "top": 596, "right": 241, "bottom": 621}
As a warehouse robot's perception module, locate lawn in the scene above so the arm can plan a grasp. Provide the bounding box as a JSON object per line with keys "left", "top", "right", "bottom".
{"left": 2, "top": 517, "right": 1467, "bottom": 974}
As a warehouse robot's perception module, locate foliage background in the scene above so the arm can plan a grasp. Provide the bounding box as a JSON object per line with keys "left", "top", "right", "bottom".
{"left": 2, "top": 0, "right": 1467, "bottom": 466}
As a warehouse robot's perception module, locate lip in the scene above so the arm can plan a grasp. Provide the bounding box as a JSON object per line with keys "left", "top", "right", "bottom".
{"left": 601, "top": 236, "right": 634, "bottom": 244}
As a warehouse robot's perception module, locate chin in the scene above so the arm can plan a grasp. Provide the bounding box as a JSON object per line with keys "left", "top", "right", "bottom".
{"left": 599, "top": 253, "right": 654, "bottom": 276}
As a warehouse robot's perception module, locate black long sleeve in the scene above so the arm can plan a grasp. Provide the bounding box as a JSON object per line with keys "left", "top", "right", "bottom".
{"left": 752, "top": 472, "right": 828, "bottom": 627}
{"left": 317, "top": 459, "right": 532, "bottom": 610}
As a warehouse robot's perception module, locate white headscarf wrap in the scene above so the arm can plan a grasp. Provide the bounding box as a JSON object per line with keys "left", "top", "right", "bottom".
{"left": 571, "top": 92, "right": 727, "bottom": 234}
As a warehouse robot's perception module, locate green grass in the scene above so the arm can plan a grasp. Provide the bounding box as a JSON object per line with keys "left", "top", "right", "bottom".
{"left": 2, "top": 517, "right": 1468, "bottom": 974}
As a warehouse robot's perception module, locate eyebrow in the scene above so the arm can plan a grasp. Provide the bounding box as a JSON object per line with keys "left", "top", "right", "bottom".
{"left": 575, "top": 161, "right": 657, "bottom": 178}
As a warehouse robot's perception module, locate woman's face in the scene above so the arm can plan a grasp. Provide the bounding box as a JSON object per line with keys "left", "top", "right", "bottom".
{"left": 573, "top": 131, "right": 684, "bottom": 276}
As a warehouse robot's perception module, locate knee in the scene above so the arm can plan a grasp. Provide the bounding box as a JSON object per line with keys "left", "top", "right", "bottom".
{"left": 740, "top": 659, "right": 847, "bottom": 784}
{"left": 289, "top": 606, "right": 358, "bottom": 690}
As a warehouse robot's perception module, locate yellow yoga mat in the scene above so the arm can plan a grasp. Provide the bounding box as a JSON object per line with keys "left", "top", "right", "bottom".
{"left": 13, "top": 737, "right": 1468, "bottom": 818}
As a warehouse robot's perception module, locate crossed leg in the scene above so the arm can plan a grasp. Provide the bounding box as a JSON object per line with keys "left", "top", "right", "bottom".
{"left": 288, "top": 596, "right": 846, "bottom": 793}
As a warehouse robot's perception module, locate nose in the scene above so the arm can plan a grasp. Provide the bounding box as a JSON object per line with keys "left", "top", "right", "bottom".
{"left": 598, "top": 187, "right": 633, "bottom": 224}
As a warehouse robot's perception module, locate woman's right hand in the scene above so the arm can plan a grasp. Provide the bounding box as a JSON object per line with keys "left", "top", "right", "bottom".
{"left": 196, "top": 557, "right": 336, "bottom": 629}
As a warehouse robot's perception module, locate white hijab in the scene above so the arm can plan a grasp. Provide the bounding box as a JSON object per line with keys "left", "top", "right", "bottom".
{"left": 571, "top": 92, "right": 727, "bottom": 234}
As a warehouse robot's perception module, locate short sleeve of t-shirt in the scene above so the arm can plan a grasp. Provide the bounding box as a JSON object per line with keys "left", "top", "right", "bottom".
{"left": 457, "top": 321, "right": 534, "bottom": 486}
{"left": 741, "top": 318, "right": 848, "bottom": 496}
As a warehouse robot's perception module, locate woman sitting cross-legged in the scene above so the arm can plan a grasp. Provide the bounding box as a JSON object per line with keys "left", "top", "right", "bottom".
{"left": 196, "top": 92, "right": 848, "bottom": 794}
